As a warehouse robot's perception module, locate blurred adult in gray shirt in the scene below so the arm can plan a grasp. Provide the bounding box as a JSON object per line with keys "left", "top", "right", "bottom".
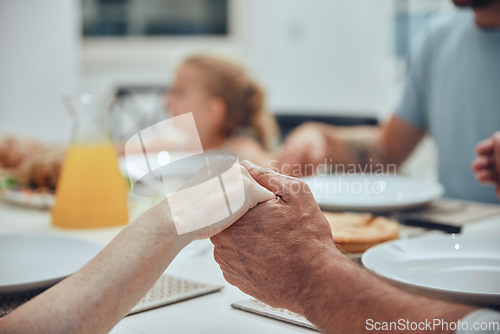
{"left": 279, "top": 0, "right": 500, "bottom": 203}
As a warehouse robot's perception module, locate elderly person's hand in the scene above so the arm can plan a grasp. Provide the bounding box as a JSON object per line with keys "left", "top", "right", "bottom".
{"left": 472, "top": 131, "right": 500, "bottom": 199}
{"left": 211, "top": 161, "right": 475, "bottom": 334}
{"left": 211, "top": 160, "right": 339, "bottom": 314}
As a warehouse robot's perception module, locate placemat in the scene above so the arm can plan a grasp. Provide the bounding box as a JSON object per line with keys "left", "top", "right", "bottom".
{"left": 129, "top": 275, "right": 223, "bottom": 315}
{"left": 231, "top": 298, "right": 318, "bottom": 332}
{"left": 0, "top": 275, "right": 223, "bottom": 318}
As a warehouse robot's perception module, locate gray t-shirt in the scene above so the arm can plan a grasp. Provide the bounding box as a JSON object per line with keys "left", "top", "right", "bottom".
{"left": 397, "top": 10, "right": 500, "bottom": 203}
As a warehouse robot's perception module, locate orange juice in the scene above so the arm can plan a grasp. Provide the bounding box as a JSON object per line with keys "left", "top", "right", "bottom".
{"left": 52, "top": 144, "right": 129, "bottom": 228}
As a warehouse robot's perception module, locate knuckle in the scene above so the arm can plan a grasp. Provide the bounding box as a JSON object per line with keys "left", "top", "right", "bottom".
{"left": 286, "top": 177, "right": 309, "bottom": 192}
{"left": 210, "top": 234, "right": 222, "bottom": 246}
{"left": 213, "top": 246, "right": 221, "bottom": 259}
{"left": 222, "top": 272, "right": 237, "bottom": 285}
{"left": 301, "top": 180, "right": 312, "bottom": 193}
{"left": 258, "top": 168, "right": 276, "bottom": 177}
{"left": 213, "top": 254, "right": 223, "bottom": 267}
{"left": 211, "top": 230, "right": 231, "bottom": 247}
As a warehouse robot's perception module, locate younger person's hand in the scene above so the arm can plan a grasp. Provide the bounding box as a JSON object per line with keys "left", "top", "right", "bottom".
{"left": 278, "top": 123, "right": 330, "bottom": 177}
{"left": 167, "top": 156, "right": 276, "bottom": 242}
{"left": 472, "top": 131, "right": 500, "bottom": 199}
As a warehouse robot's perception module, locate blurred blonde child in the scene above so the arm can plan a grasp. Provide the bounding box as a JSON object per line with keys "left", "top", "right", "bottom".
{"left": 165, "top": 55, "right": 279, "bottom": 166}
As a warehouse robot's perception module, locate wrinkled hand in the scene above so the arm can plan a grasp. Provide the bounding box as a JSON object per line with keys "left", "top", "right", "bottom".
{"left": 472, "top": 132, "right": 500, "bottom": 199}
{"left": 167, "top": 156, "right": 275, "bottom": 241}
{"left": 278, "top": 123, "right": 330, "bottom": 177}
{"left": 211, "top": 162, "right": 338, "bottom": 314}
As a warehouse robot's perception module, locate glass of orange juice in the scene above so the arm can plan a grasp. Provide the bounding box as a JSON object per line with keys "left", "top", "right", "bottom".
{"left": 51, "top": 93, "right": 129, "bottom": 228}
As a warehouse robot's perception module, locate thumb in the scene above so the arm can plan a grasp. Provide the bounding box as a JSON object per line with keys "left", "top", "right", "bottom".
{"left": 241, "top": 160, "right": 293, "bottom": 196}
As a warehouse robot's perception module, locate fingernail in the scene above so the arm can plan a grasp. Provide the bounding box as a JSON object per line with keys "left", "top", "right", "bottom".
{"left": 241, "top": 160, "right": 257, "bottom": 171}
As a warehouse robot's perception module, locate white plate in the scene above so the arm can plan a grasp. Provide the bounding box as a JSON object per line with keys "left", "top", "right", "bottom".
{"left": 362, "top": 235, "right": 500, "bottom": 307}
{"left": 0, "top": 234, "right": 101, "bottom": 294}
{"left": 302, "top": 175, "right": 444, "bottom": 212}
{"left": 0, "top": 189, "right": 55, "bottom": 210}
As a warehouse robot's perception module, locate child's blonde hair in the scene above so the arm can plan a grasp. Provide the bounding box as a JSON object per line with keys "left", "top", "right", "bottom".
{"left": 182, "top": 55, "right": 279, "bottom": 150}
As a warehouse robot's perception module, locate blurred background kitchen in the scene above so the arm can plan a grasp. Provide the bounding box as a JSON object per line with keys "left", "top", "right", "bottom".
{"left": 0, "top": 0, "right": 455, "bottom": 181}
{"left": 2, "top": 3, "right": 500, "bottom": 330}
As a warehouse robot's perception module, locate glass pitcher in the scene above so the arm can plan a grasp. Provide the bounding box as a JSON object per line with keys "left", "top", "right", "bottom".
{"left": 52, "top": 93, "right": 129, "bottom": 228}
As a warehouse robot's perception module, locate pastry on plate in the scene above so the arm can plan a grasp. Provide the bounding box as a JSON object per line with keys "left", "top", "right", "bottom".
{"left": 15, "top": 146, "right": 65, "bottom": 191}
{"left": 323, "top": 212, "right": 399, "bottom": 254}
{"left": 0, "top": 136, "right": 44, "bottom": 169}
{"left": 0, "top": 136, "right": 65, "bottom": 192}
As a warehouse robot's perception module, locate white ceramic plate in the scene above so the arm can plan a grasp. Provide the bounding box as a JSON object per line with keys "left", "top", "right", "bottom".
{"left": 302, "top": 175, "right": 444, "bottom": 212}
{"left": 0, "top": 234, "right": 101, "bottom": 294}
{"left": 362, "top": 235, "right": 500, "bottom": 307}
{"left": 0, "top": 189, "right": 55, "bottom": 210}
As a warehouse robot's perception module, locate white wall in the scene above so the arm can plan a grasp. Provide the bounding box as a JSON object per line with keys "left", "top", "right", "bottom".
{"left": 245, "top": 0, "right": 396, "bottom": 116}
{"left": 0, "top": 0, "right": 79, "bottom": 142}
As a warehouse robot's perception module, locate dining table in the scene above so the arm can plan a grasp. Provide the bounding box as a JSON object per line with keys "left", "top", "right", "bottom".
{"left": 0, "top": 198, "right": 499, "bottom": 334}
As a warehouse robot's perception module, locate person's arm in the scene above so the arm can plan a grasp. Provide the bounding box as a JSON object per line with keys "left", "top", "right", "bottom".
{"left": 298, "top": 248, "right": 474, "bottom": 333}
{"left": 472, "top": 131, "right": 500, "bottom": 199}
{"left": 1, "top": 204, "right": 188, "bottom": 334}
{"left": 212, "top": 162, "right": 475, "bottom": 334}
{"left": 0, "top": 157, "right": 275, "bottom": 334}
{"left": 278, "top": 114, "right": 425, "bottom": 176}
{"left": 277, "top": 18, "right": 432, "bottom": 177}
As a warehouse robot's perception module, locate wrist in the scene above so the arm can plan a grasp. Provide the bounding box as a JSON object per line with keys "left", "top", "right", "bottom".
{"left": 143, "top": 200, "right": 194, "bottom": 251}
{"left": 297, "top": 254, "right": 475, "bottom": 334}
{"left": 294, "top": 246, "right": 346, "bottom": 316}
{"left": 296, "top": 249, "right": 374, "bottom": 332}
